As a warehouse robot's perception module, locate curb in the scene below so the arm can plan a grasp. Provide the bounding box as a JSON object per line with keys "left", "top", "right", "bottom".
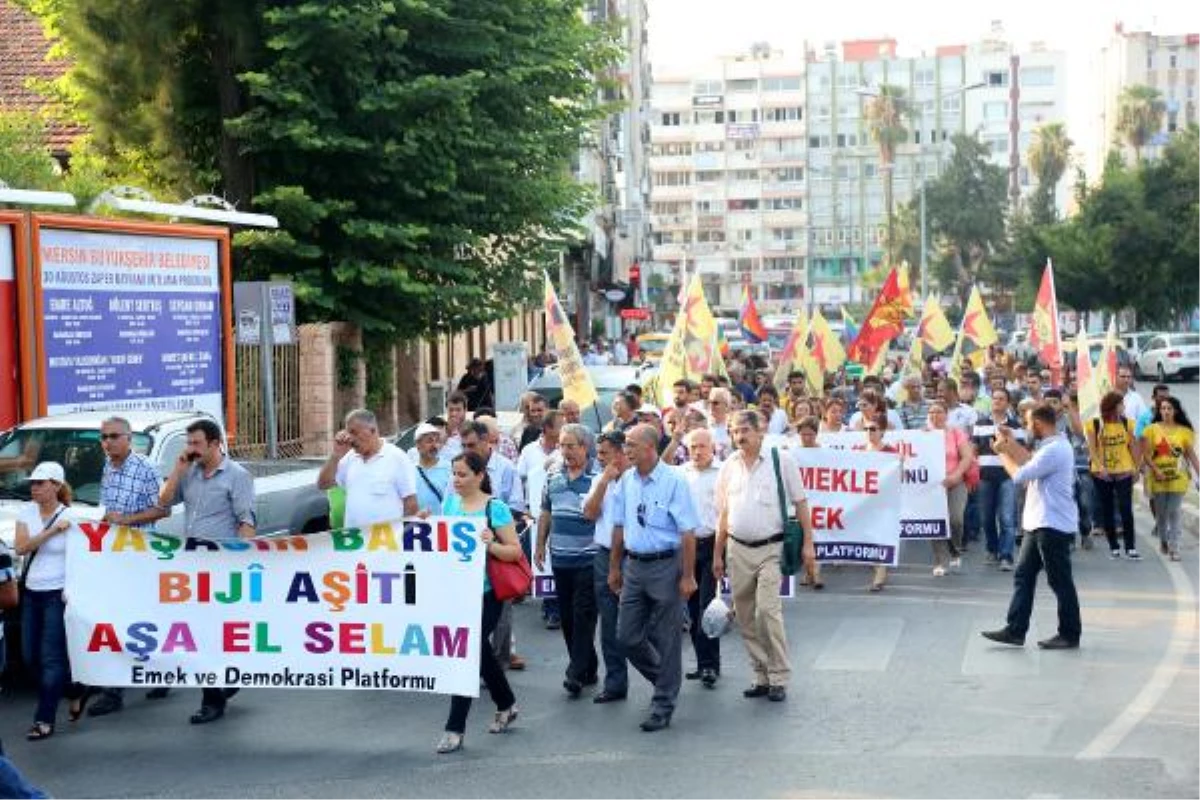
{"left": 1134, "top": 483, "right": 1199, "bottom": 538}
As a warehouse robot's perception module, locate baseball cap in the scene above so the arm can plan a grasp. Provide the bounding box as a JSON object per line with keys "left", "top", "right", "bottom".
{"left": 636, "top": 404, "right": 662, "bottom": 419}
{"left": 28, "top": 462, "right": 65, "bottom": 483}
{"left": 414, "top": 423, "right": 441, "bottom": 441}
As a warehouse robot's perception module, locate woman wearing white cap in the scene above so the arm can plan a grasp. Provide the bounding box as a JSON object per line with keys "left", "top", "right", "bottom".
{"left": 14, "top": 461, "right": 88, "bottom": 740}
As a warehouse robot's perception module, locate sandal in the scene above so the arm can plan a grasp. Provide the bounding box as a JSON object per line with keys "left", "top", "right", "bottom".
{"left": 487, "top": 705, "right": 519, "bottom": 734}
{"left": 435, "top": 732, "right": 464, "bottom": 754}
{"left": 26, "top": 722, "right": 54, "bottom": 741}
{"left": 69, "top": 692, "right": 91, "bottom": 722}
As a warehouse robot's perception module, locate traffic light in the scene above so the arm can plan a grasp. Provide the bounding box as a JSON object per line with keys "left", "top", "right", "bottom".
{"left": 629, "top": 262, "right": 641, "bottom": 292}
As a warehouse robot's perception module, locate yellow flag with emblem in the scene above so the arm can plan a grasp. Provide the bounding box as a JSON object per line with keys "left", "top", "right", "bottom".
{"left": 773, "top": 308, "right": 821, "bottom": 392}
{"left": 543, "top": 274, "right": 598, "bottom": 409}
{"left": 917, "top": 296, "right": 955, "bottom": 355}
{"left": 655, "top": 275, "right": 727, "bottom": 404}
{"left": 950, "top": 286, "right": 998, "bottom": 381}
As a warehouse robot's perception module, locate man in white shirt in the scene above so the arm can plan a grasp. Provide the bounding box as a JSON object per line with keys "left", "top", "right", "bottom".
{"left": 517, "top": 411, "right": 563, "bottom": 526}
{"left": 939, "top": 378, "right": 979, "bottom": 434}
{"left": 317, "top": 409, "right": 417, "bottom": 528}
{"left": 754, "top": 386, "right": 790, "bottom": 435}
{"left": 679, "top": 428, "right": 723, "bottom": 687}
{"left": 714, "top": 410, "right": 813, "bottom": 702}
{"left": 1115, "top": 366, "right": 1147, "bottom": 423}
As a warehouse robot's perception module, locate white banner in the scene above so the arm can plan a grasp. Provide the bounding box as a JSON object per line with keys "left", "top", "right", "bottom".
{"left": 64, "top": 519, "right": 486, "bottom": 695}
{"left": 816, "top": 430, "right": 950, "bottom": 540}
{"left": 789, "top": 448, "right": 903, "bottom": 565}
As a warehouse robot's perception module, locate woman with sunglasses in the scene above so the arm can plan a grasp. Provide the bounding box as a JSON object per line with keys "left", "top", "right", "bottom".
{"left": 926, "top": 402, "right": 974, "bottom": 576}
{"left": 436, "top": 451, "right": 523, "bottom": 754}
{"left": 1141, "top": 397, "right": 1199, "bottom": 561}
{"left": 13, "top": 462, "right": 88, "bottom": 740}
{"left": 863, "top": 418, "right": 900, "bottom": 592}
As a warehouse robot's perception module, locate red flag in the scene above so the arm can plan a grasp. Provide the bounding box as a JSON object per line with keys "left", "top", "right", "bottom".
{"left": 738, "top": 287, "right": 768, "bottom": 343}
{"left": 847, "top": 265, "right": 913, "bottom": 366}
{"left": 1029, "top": 260, "right": 1063, "bottom": 384}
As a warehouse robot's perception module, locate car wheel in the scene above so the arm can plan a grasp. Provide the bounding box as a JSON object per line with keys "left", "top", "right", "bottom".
{"left": 1157, "top": 362, "right": 1167, "bottom": 383}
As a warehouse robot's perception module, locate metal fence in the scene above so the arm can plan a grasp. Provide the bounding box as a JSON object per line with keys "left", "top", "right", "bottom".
{"left": 230, "top": 343, "right": 304, "bottom": 459}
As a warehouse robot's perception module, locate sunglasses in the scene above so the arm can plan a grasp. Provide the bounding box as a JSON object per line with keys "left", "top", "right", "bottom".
{"left": 100, "top": 433, "right": 127, "bottom": 441}
{"left": 865, "top": 426, "right": 880, "bottom": 433}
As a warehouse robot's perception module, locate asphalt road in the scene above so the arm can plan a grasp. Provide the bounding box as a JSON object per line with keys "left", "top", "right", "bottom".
{"left": 2, "top": 506, "right": 1197, "bottom": 799}
{"left": 1160, "top": 379, "right": 1200, "bottom": 426}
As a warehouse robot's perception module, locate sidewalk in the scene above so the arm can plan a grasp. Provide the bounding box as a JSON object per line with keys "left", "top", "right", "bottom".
{"left": 1134, "top": 483, "right": 1199, "bottom": 537}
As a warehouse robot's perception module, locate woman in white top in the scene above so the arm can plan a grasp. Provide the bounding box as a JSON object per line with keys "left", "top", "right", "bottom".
{"left": 15, "top": 461, "right": 87, "bottom": 740}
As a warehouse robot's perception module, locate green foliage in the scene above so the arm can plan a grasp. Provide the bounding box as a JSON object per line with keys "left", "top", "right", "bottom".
{"left": 862, "top": 84, "right": 910, "bottom": 265}
{"left": 364, "top": 338, "right": 395, "bottom": 412}
{"left": 1116, "top": 85, "right": 1166, "bottom": 164}
{"left": 1026, "top": 122, "right": 1073, "bottom": 226}
{"left": 336, "top": 344, "right": 361, "bottom": 390}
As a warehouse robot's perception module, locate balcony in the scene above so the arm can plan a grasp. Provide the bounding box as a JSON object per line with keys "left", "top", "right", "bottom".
{"left": 764, "top": 239, "right": 807, "bottom": 254}
{"left": 650, "top": 213, "right": 695, "bottom": 229}
{"left": 649, "top": 124, "right": 691, "bottom": 142}
{"left": 651, "top": 183, "right": 694, "bottom": 201}
{"left": 726, "top": 180, "right": 762, "bottom": 197}
{"left": 697, "top": 214, "right": 725, "bottom": 230}
{"left": 650, "top": 154, "right": 695, "bottom": 170}
{"left": 652, "top": 242, "right": 687, "bottom": 260}
{"left": 752, "top": 269, "right": 804, "bottom": 285}
{"left": 760, "top": 119, "right": 806, "bottom": 136}
{"left": 763, "top": 209, "right": 807, "bottom": 227}
{"left": 761, "top": 150, "right": 806, "bottom": 164}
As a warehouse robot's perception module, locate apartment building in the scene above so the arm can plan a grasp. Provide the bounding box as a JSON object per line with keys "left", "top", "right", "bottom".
{"left": 648, "top": 45, "right": 809, "bottom": 314}
{"left": 565, "top": 0, "right": 653, "bottom": 337}
{"left": 647, "top": 29, "right": 1068, "bottom": 313}
{"left": 1096, "top": 23, "right": 1199, "bottom": 175}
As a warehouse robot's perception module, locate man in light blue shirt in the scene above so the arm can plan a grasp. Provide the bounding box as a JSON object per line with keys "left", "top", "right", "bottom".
{"left": 982, "top": 403, "right": 1082, "bottom": 651}
{"left": 411, "top": 423, "right": 451, "bottom": 516}
{"left": 583, "top": 430, "right": 631, "bottom": 703}
{"left": 607, "top": 424, "right": 699, "bottom": 733}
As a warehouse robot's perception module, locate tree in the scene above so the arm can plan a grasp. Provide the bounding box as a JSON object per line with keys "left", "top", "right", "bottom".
{"left": 1116, "top": 85, "right": 1166, "bottom": 164}
{"left": 922, "top": 134, "right": 1008, "bottom": 303}
{"left": 1026, "top": 122, "right": 1073, "bottom": 225}
{"left": 862, "top": 84, "right": 909, "bottom": 266}
{"left": 25, "top": 0, "right": 620, "bottom": 340}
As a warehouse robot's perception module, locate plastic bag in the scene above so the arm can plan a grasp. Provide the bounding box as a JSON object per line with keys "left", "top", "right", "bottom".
{"left": 701, "top": 595, "right": 734, "bottom": 638}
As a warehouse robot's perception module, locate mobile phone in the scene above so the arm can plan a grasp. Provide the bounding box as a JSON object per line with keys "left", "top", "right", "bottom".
{"left": 186, "top": 451, "right": 201, "bottom": 462}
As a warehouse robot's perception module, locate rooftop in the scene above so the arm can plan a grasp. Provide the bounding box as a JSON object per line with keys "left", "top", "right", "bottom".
{"left": 0, "top": 0, "right": 85, "bottom": 154}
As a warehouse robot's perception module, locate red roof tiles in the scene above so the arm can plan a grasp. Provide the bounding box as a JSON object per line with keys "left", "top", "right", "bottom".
{"left": 0, "top": 0, "right": 85, "bottom": 153}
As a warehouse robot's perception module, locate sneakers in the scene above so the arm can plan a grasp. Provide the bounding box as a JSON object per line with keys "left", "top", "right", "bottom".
{"left": 932, "top": 565, "right": 946, "bottom": 577}
{"left": 1110, "top": 549, "right": 1122, "bottom": 559}
{"left": 1126, "top": 549, "right": 1142, "bottom": 561}
{"left": 999, "top": 558, "right": 1014, "bottom": 572}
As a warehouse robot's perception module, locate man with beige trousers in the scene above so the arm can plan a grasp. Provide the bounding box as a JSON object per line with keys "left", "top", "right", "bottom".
{"left": 713, "top": 410, "right": 814, "bottom": 702}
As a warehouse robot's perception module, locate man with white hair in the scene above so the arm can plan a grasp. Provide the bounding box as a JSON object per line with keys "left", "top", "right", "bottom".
{"left": 412, "top": 422, "right": 451, "bottom": 516}
{"left": 680, "top": 428, "right": 723, "bottom": 688}
{"left": 318, "top": 408, "right": 418, "bottom": 527}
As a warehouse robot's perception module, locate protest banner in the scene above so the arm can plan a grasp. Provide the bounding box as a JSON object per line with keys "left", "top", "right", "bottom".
{"left": 788, "top": 447, "right": 903, "bottom": 565}
{"left": 816, "top": 430, "right": 950, "bottom": 540}
{"left": 64, "top": 518, "right": 487, "bottom": 696}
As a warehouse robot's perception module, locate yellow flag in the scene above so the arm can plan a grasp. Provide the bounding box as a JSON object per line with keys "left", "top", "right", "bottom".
{"left": 773, "top": 308, "right": 820, "bottom": 392}
{"left": 950, "top": 286, "right": 998, "bottom": 381}
{"left": 901, "top": 335, "right": 924, "bottom": 381}
{"left": 808, "top": 309, "right": 847, "bottom": 377}
{"left": 543, "top": 275, "right": 598, "bottom": 409}
{"left": 656, "top": 275, "right": 727, "bottom": 404}
{"left": 1074, "top": 328, "right": 1100, "bottom": 421}
{"left": 1094, "top": 317, "right": 1119, "bottom": 399}
{"left": 917, "top": 296, "right": 955, "bottom": 355}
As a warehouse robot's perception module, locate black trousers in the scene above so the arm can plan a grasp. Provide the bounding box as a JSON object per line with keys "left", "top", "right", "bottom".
{"left": 686, "top": 536, "right": 721, "bottom": 672}
{"left": 1094, "top": 475, "right": 1136, "bottom": 551}
{"left": 445, "top": 592, "right": 515, "bottom": 734}
{"left": 552, "top": 564, "right": 598, "bottom": 683}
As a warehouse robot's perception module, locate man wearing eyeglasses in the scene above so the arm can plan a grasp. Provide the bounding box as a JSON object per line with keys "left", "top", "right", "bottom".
{"left": 89, "top": 416, "right": 170, "bottom": 718}
{"left": 607, "top": 424, "right": 700, "bottom": 733}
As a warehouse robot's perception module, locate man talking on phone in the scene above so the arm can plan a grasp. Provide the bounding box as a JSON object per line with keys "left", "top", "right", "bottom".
{"left": 980, "top": 403, "right": 1082, "bottom": 650}
{"left": 159, "top": 418, "right": 257, "bottom": 724}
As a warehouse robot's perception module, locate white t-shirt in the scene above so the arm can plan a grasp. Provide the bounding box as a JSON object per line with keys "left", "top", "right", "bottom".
{"left": 849, "top": 409, "right": 905, "bottom": 432}
{"left": 517, "top": 439, "right": 558, "bottom": 521}
{"left": 766, "top": 408, "right": 789, "bottom": 435}
{"left": 336, "top": 442, "right": 417, "bottom": 528}
{"left": 19, "top": 503, "right": 73, "bottom": 592}
{"left": 1121, "top": 389, "right": 1148, "bottom": 423}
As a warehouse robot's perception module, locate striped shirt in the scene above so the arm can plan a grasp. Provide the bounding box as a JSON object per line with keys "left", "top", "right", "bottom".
{"left": 542, "top": 459, "right": 600, "bottom": 569}
{"left": 972, "top": 414, "right": 1027, "bottom": 481}
{"left": 101, "top": 453, "right": 162, "bottom": 525}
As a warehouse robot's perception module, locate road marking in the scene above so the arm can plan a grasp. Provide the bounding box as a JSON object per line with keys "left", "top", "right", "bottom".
{"left": 812, "top": 618, "right": 903, "bottom": 671}
{"left": 961, "top": 619, "right": 1040, "bottom": 676}
{"left": 1076, "top": 527, "right": 1199, "bottom": 760}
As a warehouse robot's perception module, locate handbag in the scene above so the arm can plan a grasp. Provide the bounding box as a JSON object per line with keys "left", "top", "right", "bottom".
{"left": 770, "top": 449, "right": 805, "bottom": 577}
{"left": 483, "top": 499, "right": 533, "bottom": 602}
{"left": 1, "top": 507, "right": 66, "bottom": 611}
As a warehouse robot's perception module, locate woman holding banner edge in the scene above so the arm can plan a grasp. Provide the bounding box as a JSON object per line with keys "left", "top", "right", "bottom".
{"left": 437, "top": 450, "right": 523, "bottom": 754}
{"left": 863, "top": 418, "right": 901, "bottom": 592}
{"left": 926, "top": 402, "right": 974, "bottom": 577}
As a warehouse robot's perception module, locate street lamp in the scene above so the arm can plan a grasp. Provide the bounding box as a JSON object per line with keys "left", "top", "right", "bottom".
{"left": 856, "top": 82, "right": 984, "bottom": 302}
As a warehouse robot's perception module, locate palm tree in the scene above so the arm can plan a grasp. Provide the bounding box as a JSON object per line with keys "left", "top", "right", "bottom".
{"left": 1026, "top": 122, "right": 1073, "bottom": 223}
{"left": 863, "top": 84, "right": 910, "bottom": 266}
{"left": 1116, "top": 85, "right": 1166, "bottom": 163}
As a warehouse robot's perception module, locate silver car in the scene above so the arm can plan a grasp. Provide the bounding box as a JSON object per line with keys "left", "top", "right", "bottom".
{"left": 1136, "top": 333, "right": 1200, "bottom": 382}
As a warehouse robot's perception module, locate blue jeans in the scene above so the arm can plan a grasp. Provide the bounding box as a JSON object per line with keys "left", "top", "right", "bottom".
{"left": 1005, "top": 528, "right": 1082, "bottom": 642}
{"left": 978, "top": 478, "right": 1017, "bottom": 560}
{"left": 593, "top": 548, "right": 627, "bottom": 694}
{"left": 1074, "top": 470, "right": 1094, "bottom": 534}
{"left": 0, "top": 752, "right": 47, "bottom": 799}
{"left": 964, "top": 490, "right": 980, "bottom": 542}
{"left": 21, "top": 589, "right": 84, "bottom": 725}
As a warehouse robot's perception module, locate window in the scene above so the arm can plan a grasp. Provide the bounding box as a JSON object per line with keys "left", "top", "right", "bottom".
{"left": 941, "top": 94, "right": 961, "bottom": 113}
{"left": 1019, "top": 102, "right": 1054, "bottom": 123}
{"left": 731, "top": 258, "right": 755, "bottom": 272}
{"left": 983, "top": 134, "right": 1007, "bottom": 154}
{"left": 770, "top": 166, "right": 805, "bottom": 182}
{"left": 660, "top": 112, "right": 682, "bottom": 126}
{"left": 771, "top": 227, "right": 800, "bottom": 241}
{"left": 730, "top": 169, "right": 760, "bottom": 181}
{"left": 766, "top": 197, "right": 803, "bottom": 210}
{"left": 1169, "top": 52, "right": 1177, "bottom": 69}
{"left": 762, "top": 76, "right": 802, "bottom": 92}
{"left": 764, "top": 106, "right": 803, "bottom": 122}
{"left": 695, "top": 170, "right": 722, "bottom": 183}
{"left": 808, "top": 135, "right": 830, "bottom": 149}
{"left": 693, "top": 110, "right": 725, "bottom": 124}
{"left": 735, "top": 229, "right": 756, "bottom": 242}
{"left": 836, "top": 72, "right": 859, "bottom": 89}
{"left": 695, "top": 199, "right": 725, "bottom": 213}
{"left": 819, "top": 75, "right": 831, "bottom": 90}
{"left": 1020, "top": 66, "right": 1055, "bottom": 86}
{"left": 733, "top": 138, "right": 756, "bottom": 151}
{"left": 651, "top": 142, "right": 693, "bottom": 156}
{"left": 835, "top": 133, "right": 859, "bottom": 147}
{"left": 863, "top": 162, "right": 879, "bottom": 178}
{"left": 765, "top": 137, "right": 804, "bottom": 155}
{"left": 915, "top": 68, "right": 935, "bottom": 87}
{"left": 696, "top": 141, "right": 724, "bottom": 152}
{"left": 727, "top": 198, "right": 759, "bottom": 211}
{"left": 983, "top": 101, "right": 1007, "bottom": 121}
{"left": 652, "top": 201, "right": 688, "bottom": 215}
{"left": 653, "top": 171, "right": 692, "bottom": 186}
{"left": 814, "top": 104, "right": 831, "bottom": 119}
{"left": 836, "top": 164, "right": 851, "bottom": 179}
{"left": 764, "top": 257, "right": 803, "bottom": 270}
{"left": 1146, "top": 52, "right": 1154, "bottom": 70}
{"left": 728, "top": 78, "right": 758, "bottom": 93}
{"left": 696, "top": 230, "right": 726, "bottom": 243}
{"left": 693, "top": 79, "right": 723, "bottom": 95}
{"left": 985, "top": 70, "right": 1009, "bottom": 88}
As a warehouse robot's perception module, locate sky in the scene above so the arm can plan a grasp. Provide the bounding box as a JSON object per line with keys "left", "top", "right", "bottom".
{"left": 647, "top": 0, "right": 1196, "bottom": 172}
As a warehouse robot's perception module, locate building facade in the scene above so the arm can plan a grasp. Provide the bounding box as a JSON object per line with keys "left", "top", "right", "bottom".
{"left": 647, "top": 30, "right": 1068, "bottom": 315}
{"left": 1096, "top": 24, "right": 1199, "bottom": 175}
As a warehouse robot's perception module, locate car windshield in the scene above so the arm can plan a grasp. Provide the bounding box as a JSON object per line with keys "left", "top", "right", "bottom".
{"left": 0, "top": 427, "right": 152, "bottom": 505}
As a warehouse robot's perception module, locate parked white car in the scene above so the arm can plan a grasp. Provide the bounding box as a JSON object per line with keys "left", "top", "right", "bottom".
{"left": 1136, "top": 333, "right": 1200, "bottom": 382}
{"left": 0, "top": 411, "right": 330, "bottom": 549}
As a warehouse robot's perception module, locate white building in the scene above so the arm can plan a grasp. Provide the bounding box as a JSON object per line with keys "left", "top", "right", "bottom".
{"left": 1096, "top": 23, "right": 1199, "bottom": 175}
